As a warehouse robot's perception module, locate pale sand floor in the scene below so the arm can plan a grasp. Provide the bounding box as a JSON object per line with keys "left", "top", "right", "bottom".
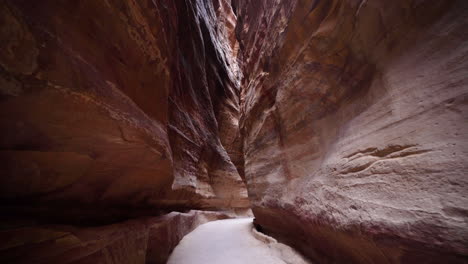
{"left": 167, "top": 218, "right": 311, "bottom": 264}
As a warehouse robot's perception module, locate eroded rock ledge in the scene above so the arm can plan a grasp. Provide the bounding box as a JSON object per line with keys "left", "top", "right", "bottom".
{"left": 0, "top": 210, "right": 233, "bottom": 264}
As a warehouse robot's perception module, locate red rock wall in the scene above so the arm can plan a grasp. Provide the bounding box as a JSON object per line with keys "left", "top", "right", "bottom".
{"left": 0, "top": 210, "right": 232, "bottom": 264}
{"left": 0, "top": 0, "right": 248, "bottom": 222}
{"left": 236, "top": 0, "right": 468, "bottom": 263}
{"left": 2, "top": 0, "right": 468, "bottom": 263}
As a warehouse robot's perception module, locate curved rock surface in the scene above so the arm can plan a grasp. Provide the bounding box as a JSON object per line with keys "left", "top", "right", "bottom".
{"left": 235, "top": 0, "right": 468, "bottom": 263}
{"left": 1, "top": 0, "right": 468, "bottom": 263}
{"left": 0, "top": 0, "right": 248, "bottom": 222}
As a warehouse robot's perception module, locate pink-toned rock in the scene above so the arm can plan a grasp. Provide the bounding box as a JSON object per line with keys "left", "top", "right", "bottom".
{"left": 1, "top": 0, "right": 468, "bottom": 263}
{"left": 236, "top": 0, "right": 468, "bottom": 263}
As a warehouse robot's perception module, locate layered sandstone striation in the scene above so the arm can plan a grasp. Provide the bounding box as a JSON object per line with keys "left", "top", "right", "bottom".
{"left": 0, "top": 1, "right": 248, "bottom": 262}
{"left": 0, "top": 0, "right": 248, "bottom": 221}
{"left": 1, "top": 0, "right": 468, "bottom": 263}
{"left": 236, "top": 0, "right": 468, "bottom": 263}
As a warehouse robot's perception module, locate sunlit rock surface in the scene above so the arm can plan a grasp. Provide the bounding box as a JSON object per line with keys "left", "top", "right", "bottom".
{"left": 235, "top": 0, "right": 468, "bottom": 263}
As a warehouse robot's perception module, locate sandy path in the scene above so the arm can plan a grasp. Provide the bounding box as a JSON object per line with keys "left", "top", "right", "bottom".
{"left": 167, "top": 218, "right": 311, "bottom": 264}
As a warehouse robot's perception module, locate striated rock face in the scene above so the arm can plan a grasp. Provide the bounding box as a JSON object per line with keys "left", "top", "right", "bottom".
{"left": 0, "top": 210, "right": 232, "bottom": 264}
{"left": 0, "top": 0, "right": 248, "bottom": 221}
{"left": 236, "top": 0, "right": 468, "bottom": 263}
{"left": 2, "top": 0, "right": 468, "bottom": 263}
{"left": 165, "top": 0, "right": 247, "bottom": 209}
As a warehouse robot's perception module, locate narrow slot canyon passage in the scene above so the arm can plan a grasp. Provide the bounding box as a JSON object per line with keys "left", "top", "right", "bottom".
{"left": 167, "top": 218, "right": 310, "bottom": 264}
{"left": 0, "top": 0, "right": 467, "bottom": 263}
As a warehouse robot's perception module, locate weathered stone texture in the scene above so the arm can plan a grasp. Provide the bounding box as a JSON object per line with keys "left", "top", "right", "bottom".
{"left": 0, "top": 210, "right": 232, "bottom": 264}
{"left": 0, "top": 0, "right": 248, "bottom": 221}
{"left": 235, "top": 0, "right": 468, "bottom": 262}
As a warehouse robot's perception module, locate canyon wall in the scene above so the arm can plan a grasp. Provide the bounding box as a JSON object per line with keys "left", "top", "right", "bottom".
{"left": 0, "top": 210, "right": 232, "bottom": 264}
{"left": 0, "top": 0, "right": 248, "bottom": 222}
{"left": 0, "top": 0, "right": 247, "bottom": 262}
{"left": 236, "top": 0, "right": 468, "bottom": 263}
{"left": 1, "top": 0, "right": 468, "bottom": 263}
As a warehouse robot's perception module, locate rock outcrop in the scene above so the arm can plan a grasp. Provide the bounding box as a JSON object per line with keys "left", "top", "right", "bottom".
{"left": 236, "top": 0, "right": 468, "bottom": 263}
{"left": 0, "top": 0, "right": 248, "bottom": 222}
{"left": 0, "top": 210, "right": 232, "bottom": 264}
